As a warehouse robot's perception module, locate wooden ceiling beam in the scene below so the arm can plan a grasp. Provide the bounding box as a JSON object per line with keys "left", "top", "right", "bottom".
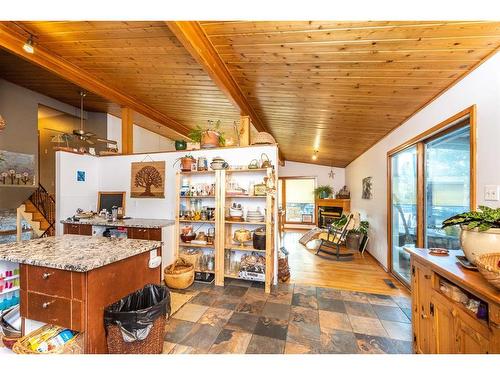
{"left": 0, "top": 23, "right": 190, "bottom": 140}
{"left": 166, "top": 21, "right": 269, "bottom": 133}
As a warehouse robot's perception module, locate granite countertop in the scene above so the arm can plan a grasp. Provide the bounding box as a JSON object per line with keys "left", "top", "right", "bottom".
{"left": 60, "top": 217, "right": 175, "bottom": 228}
{"left": 0, "top": 235, "right": 162, "bottom": 272}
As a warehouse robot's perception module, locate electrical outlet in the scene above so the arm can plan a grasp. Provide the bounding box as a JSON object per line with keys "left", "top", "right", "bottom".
{"left": 484, "top": 185, "right": 500, "bottom": 201}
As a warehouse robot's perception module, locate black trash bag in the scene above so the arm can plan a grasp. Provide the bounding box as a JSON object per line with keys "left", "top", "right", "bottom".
{"left": 104, "top": 284, "right": 171, "bottom": 343}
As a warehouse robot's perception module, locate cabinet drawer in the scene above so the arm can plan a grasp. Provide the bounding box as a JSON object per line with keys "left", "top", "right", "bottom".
{"left": 64, "top": 223, "right": 80, "bottom": 234}
{"left": 26, "top": 266, "right": 72, "bottom": 299}
{"left": 149, "top": 228, "right": 161, "bottom": 241}
{"left": 25, "top": 292, "right": 83, "bottom": 331}
{"left": 79, "top": 224, "right": 93, "bottom": 236}
{"left": 128, "top": 227, "right": 148, "bottom": 239}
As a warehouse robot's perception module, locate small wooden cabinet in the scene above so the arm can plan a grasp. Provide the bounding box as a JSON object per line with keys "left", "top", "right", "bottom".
{"left": 407, "top": 248, "right": 499, "bottom": 354}
{"left": 63, "top": 223, "right": 92, "bottom": 235}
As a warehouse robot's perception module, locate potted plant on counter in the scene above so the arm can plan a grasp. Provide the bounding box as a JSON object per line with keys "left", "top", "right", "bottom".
{"left": 314, "top": 185, "right": 333, "bottom": 199}
{"left": 442, "top": 205, "right": 500, "bottom": 264}
{"left": 189, "top": 120, "right": 226, "bottom": 149}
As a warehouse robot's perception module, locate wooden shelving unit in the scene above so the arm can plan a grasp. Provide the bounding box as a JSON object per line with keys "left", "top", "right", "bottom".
{"left": 174, "top": 167, "right": 276, "bottom": 292}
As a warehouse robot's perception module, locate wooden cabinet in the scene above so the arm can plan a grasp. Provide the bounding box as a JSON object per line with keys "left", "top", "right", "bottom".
{"left": 411, "top": 259, "right": 432, "bottom": 353}
{"left": 408, "top": 249, "right": 499, "bottom": 354}
{"left": 63, "top": 223, "right": 92, "bottom": 235}
{"left": 127, "top": 227, "right": 160, "bottom": 240}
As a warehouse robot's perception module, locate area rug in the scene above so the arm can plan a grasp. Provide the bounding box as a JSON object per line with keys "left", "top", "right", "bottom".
{"left": 170, "top": 291, "right": 198, "bottom": 316}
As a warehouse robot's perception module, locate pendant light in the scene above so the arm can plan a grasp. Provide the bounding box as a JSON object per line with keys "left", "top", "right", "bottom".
{"left": 74, "top": 91, "right": 87, "bottom": 139}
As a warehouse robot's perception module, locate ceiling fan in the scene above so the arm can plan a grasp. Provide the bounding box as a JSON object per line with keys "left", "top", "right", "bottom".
{"left": 48, "top": 91, "right": 117, "bottom": 148}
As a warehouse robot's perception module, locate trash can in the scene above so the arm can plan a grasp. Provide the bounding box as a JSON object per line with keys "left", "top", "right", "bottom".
{"left": 104, "top": 284, "right": 171, "bottom": 354}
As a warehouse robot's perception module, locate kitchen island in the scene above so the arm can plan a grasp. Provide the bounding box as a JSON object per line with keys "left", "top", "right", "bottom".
{"left": 0, "top": 235, "right": 162, "bottom": 354}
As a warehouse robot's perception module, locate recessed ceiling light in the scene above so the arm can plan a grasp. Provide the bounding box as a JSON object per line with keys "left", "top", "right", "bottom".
{"left": 23, "top": 36, "right": 34, "bottom": 54}
{"left": 312, "top": 150, "right": 318, "bottom": 160}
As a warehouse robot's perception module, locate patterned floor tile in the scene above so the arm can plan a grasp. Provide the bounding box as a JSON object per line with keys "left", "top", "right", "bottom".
{"left": 262, "top": 301, "right": 291, "bottom": 320}
{"left": 224, "top": 312, "right": 259, "bottom": 333}
{"left": 319, "top": 310, "right": 352, "bottom": 333}
{"left": 287, "top": 305, "right": 320, "bottom": 347}
{"left": 235, "top": 297, "right": 266, "bottom": 315}
{"left": 197, "top": 307, "right": 233, "bottom": 328}
{"left": 344, "top": 301, "right": 377, "bottom": 318}
{"left": 317, "top": 287, "right": 343, "bottom": 300}
{"left": 268, "top": 289, "right": 293, "bottom": 305}
{"left": 367, "top": 293, "right": 398, "bottom": 307}
{"left": 317, "top": 297, "right": 346, "bottom": 313}
{"left": 294, "top": 285, "right": 317, "bottom": 296}
{"left": 391, "top": 338, "right": 413, "bottom": 354}
{"left": 179, "top": 323, "right": 222, "bottom": 350}
{"left": 349, "top": 315, "right": 388, "bottom": 337}
{"left": 209, "top": 329, "right": 252, "bottom": 354}
{"left": 355, "top": 333, "right": 396, "bottom": 354}
{"left": 373, "top": 305, "right": 410, "bottom": 323}
{"left": 174, "top": 303, "right": 209, "bottom": 322}
{"left": 254, "top": 316, "right": 288, "bottom": 340}
{"left": 162, "top": 341, "right": 176, "bottom": 354}
{"left": 212, "top": 294, "right": 241, "bottom": 310}
{"left": 245, "top": 287, "right": 269, "bottom": 301}
{"left": 228, "top": 279, "right": 254, "bottom": 288}
{"left": 246, "top": 334, "right": 285, "bottom": 354}
{"left": 292, "top": 292, "right": 318, "bottom": 309}
{"left": 164, "top": 319, "right": 196, "bottom": 343}
{"left": 340, "top": 290, "right": 370, "bottom": 303}
{"left": 284, "top": 340, "right": 321, "bottom": 354}
{"left": 169, "top": 344, "right": 208, "bottom": 354}
{"left": 320, "top": 329, "right": 360, "bottom": 354}
{"left": 190, "top": 292, "right": 215, "bottom": 307}
{"left": 402, "top": 307, "right": 412, "bottom": 320}
{"left": 380, "top": 320, "right": 412, "bottom": 341}
{"left": 392, "top": 295, "right": 412, "bottom": 309}
{"left": 224, "top": 285, "right": 249, "bottom": 297}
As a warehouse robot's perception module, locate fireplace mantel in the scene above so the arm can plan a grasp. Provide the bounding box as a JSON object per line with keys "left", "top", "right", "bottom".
{"left": 315, "top": 199, "right": 351, "bottom": 227}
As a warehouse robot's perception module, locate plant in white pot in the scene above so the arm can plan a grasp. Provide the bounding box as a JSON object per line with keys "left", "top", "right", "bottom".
{"left": 442, "top": 205, "right": 500, "bottom": 264}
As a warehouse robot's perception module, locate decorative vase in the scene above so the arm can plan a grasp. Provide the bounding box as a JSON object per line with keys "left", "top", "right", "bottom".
{"left": 319, "top": 191, "right": 328, "bottom": 199}
{"left": 175, "top": 140, "right": 187, "bottom": 150}
{"left": 180, "top": 157, "right": 195, "bottom": 172}
{"left": 201, "top": 131, "right": 220, "bottom": 149}
{"left": 460, "top": 226, "right": 500, "bottom": 264}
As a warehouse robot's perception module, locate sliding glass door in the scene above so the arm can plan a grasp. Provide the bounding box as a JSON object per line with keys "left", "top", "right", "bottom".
{"left": 388, "top": 108, "right": 474, "bottom": 287}
{"left": 425, "top": 125, "right": 470, "bottom": 249}
{"left": 391, "top": 146, "right": 418, "bottom": 284}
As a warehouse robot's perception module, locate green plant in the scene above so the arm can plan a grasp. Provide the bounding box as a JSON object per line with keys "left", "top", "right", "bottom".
{"left": 188, "top": 120, "right": 225, "bottom": 146}
{"left": 314, "top": 185, "right": 333, "bottom": 198}
{"left": 173, "top": 154, "right": 195, "bottom": 167}
{"left": 348, "top": 220, "right": 369, "bottom": 235}
{"left": 442, "top": 205, "right": 500, "bottom": 232}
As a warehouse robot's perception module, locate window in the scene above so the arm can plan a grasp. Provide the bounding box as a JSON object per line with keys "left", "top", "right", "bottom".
{"left": 279, "top": 177, "right": 316, "bottom": 224}
{"left": 388, "top": 107, "right": 475, "bottom": 287}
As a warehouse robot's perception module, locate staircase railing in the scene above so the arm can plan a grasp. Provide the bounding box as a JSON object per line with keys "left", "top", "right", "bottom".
{"left": 28, "top": 184, "right": 55, "bottom": 237}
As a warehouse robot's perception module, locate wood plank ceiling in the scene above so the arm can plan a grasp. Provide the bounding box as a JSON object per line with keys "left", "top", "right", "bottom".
{"left": 1, "top": 21, "right": 499, "bottom": 166}
{"left": 200, "top": 21, "right": 500, "bottom": 166}
{"left": 0, "top": 21, "right": 241, "bottom": 139}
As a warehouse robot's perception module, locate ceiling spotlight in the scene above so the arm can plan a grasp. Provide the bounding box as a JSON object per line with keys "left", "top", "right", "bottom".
{"left": 23, "top": 36, "right": 34, "bottom": 54}
{"left": 312, "top": 150, "right": 318, "bottom": 161}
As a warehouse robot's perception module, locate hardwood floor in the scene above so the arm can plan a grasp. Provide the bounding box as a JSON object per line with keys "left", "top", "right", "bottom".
{"left": 281, "top": 231, "right": 409, "bottom": 296}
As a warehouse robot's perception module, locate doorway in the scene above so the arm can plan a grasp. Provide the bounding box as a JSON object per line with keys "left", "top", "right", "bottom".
{"left": 278, "top": 177, "right": 316, "bottom": 226}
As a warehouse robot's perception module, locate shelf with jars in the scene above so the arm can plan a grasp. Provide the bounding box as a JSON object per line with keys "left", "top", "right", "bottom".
{"left": 174, "top": 156, "right": 276, "bottom": 292}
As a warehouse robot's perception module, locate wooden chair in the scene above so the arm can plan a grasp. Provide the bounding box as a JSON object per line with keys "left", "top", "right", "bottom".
{"left": 316, "top": 213, "right": 354, "bottom": 260}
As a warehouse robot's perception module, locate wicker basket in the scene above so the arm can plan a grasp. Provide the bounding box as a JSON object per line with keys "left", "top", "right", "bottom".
{"left": 106, "top": 314, "right": 166, "bottom": 354}
{"left": 476, "top": 253, "right": 500, "bottom": 290}
{"left": 164, "top": 258, "right": 194, "bottom": 289}
{"left": 179, "top": 250, "right": 201, "bottom": 269}
{"left": 251, "top": 132, "right": 276, "bottom": 145}
{"left": 12, "top": 325, "right": 83, "bottom": 354}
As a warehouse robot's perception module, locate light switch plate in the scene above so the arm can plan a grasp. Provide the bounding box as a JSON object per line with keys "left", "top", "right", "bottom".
{"left": 484, "top": 185, "right": 500, "bottom": 201}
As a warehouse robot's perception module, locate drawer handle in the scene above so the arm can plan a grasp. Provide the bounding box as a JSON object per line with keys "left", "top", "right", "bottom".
{"left": 42, "top": 300, "right": 55, "bottom": 309}
{"left": 42, "top": 272, "right": 53, "bottom": 280}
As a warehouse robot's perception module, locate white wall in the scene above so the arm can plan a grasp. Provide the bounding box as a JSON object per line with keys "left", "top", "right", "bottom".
{"left": 345, "top": 52, "right": 500, "bottom": 268}
{"left": 106, "top": 114, "right": 175, "bottom": 154}
{"left": 55, "top": 152, "right": 99, "bottom": 235}
{"left": 279, "top": 161, "right": 345, "bottom": 193}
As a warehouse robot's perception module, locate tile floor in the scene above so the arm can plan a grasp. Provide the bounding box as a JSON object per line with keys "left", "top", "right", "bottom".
{"left": 163, "top": 279, "right": 413, "bottom": 354}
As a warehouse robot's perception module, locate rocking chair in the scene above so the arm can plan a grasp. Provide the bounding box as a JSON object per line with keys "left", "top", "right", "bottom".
{"left": 316, "top": 213, "right": 354, "bottom": 260}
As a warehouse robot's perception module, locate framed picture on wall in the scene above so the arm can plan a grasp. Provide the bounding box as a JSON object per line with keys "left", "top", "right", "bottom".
{"left": 362, "top": 176, "right": 373, "bottom": 199}
{"left": 131, "top": 161, "right": 165, "bottom": 198}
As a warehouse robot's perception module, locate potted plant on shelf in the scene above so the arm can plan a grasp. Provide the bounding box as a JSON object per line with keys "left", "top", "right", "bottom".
{"left": 174, "top": 154, "right": 196, "bottom": 172}
{"left": 314, "top": 185, "right": 333, "bottom": 199}
{"left": 188, "top": 120, "right": 226, "bottom": 149}
{"left": 442, "top": 205, "right": 500, "bottom": 264}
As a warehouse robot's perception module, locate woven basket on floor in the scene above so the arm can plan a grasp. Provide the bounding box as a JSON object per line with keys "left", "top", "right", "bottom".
{"left": 475, "top": 253, "right": 500, "bottom": 290}
{"left": 12, "top": 325, "right": 83, "bottom": 354}
{"left": 106, "top": 314, "right": 166, "bottom": 354}
{"left": 164, "top": 258, "right": 194, "bottom": 289}
{"left": 179, "top": 250, "right": 201, "bottom": 270}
